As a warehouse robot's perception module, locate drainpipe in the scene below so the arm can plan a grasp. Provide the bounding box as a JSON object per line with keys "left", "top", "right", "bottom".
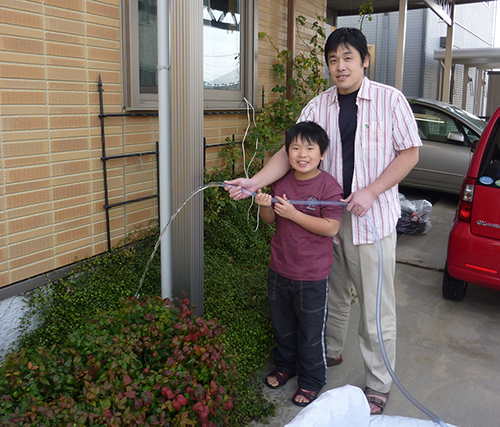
{"left": 395, "top": 0, "right": 408, "bottom": 91}
{"left": 418, "top": 10, "right": 427, "bottom": 98}
{"left": 286, "top": 0, "right": 296, "bottom": 100}
{"left": 381, "top": 13, "right": 389, "bottom": 85}
{"left": 157, "top": 0, "right": 173, "bottom": 300}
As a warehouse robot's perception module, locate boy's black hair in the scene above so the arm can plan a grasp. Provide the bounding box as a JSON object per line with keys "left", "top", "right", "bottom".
{"left": 285, "top": 121, "right": 329, "bottom": 155}
{"left": 324, "top": 27, "right": 369, "bottom": 64}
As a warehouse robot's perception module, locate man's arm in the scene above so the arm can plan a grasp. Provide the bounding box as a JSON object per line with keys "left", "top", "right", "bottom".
{"left": 344, "top": 146, "right": 419, "bottom": 217}
{"left": 225, "top": 146, "right": 291, "bottom": 200}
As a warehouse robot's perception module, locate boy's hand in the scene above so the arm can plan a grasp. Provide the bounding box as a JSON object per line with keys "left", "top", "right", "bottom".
{"left": 254, "top": 189, "right": 272, "bottom": 207}
{"left": 273, "top": 194, "right": 297, "bottom": 220}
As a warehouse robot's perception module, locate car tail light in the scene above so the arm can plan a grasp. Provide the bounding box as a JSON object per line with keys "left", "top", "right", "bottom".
{"left": 457, "top": 178, "right": 475, "bottom": 222}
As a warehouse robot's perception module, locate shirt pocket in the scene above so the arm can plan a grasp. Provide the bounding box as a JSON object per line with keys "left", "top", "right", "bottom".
{"left": 359, "top": 121, "right": 394, "bottom": 165}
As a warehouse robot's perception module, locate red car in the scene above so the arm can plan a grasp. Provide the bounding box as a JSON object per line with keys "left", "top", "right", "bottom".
{"left": 443, "top": 107, "right": 500, "bottom": 300}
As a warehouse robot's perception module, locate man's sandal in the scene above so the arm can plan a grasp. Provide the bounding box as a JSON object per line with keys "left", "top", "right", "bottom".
{"left": 364, "top": 387, "right": 390, "bottom": 415}
{"left": 292, "top": 388, "right": 318, "bottom": 407}
{"left": 264, "top": 370, "right": 295, "bottom": 389}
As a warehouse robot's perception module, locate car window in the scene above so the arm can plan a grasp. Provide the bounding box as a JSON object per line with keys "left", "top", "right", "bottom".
{"left": 479, "top": 122, "right": 500, "bottom": 186}
{"left": 462, "top": 123, "right": 480, "bottom": 145}
{"left": 411, "top": 105, "right": 464, "bottom": 145}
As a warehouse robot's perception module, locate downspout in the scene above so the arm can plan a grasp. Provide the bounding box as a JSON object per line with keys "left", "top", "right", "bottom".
{"left": 286, "top": 0, "right": 296, "bottom": 100}
{"left": 381, "top": 13, "right": 389, "bottom": 85}
{"left": 157, "top": 0, "right": 173, "bottom": 299}
{"left": 418, "top": 9, "right": 427, "bottom": 98}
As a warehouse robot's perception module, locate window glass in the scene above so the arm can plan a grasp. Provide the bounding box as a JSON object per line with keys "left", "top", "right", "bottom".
{"left": 122, "top": 0, "right": 255, "bottom": 110}
{"left": 462, "top": 124, "right": 480, "bottom": 145}
{"left": 203, "top": 0, "right": 241, "bottom": 91}
{"left": 139, "top": 0, "right": 158, "bottom": 94}
{"left": 412, "top": 106, "right": 463, "bottom": 144}
{"left": 479, "top": 122, "right": 500, "bottom": 183}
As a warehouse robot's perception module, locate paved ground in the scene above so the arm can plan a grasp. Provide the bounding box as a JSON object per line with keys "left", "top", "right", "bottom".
{"left": 251, "top": 187, "right": 500, "bottom": 427}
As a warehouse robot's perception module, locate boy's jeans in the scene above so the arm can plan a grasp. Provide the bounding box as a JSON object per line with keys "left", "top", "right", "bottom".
{"left": 267, "top": 268, "right": 329, "bottom": 393}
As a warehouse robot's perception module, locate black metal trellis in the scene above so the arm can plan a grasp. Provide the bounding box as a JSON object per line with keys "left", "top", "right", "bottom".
{"left": 98, "top": 75, "right": 160, "bottom": 252}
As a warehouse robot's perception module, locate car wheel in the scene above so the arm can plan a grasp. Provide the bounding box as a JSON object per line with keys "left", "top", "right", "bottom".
{"left": 442, "top": 263, "right": 468, "bottom": 301}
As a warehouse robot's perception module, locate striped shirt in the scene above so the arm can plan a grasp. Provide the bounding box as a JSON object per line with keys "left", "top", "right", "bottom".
{"left": 298, "top": 77, "right": 422, "bottom": 245}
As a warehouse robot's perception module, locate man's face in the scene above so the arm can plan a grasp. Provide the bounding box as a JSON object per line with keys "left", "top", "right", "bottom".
{"left": 327, "top": 43, "right": 369, "bottom": 95}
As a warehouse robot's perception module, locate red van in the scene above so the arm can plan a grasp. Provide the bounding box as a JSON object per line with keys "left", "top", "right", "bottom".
{"left": 443, "top": 107, "right": 500, "bottom": 300}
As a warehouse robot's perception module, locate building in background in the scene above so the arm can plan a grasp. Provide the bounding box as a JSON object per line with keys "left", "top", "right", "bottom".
{"left": 337, "top": 2, "right": 497, "bottom": 117}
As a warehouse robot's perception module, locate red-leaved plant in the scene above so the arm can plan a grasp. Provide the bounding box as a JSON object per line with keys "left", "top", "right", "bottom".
{"left": 0, "top": 296, "right": 237, "bottom": 426}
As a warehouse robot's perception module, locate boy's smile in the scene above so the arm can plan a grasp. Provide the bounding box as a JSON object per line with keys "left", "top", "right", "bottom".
{"left": 288, "top": 137, "right": 325, "bottom": 181}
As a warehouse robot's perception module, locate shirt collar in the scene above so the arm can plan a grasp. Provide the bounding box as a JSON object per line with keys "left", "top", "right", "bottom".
{"left": 328, "top": 76, "right": 372, "bottom": 105}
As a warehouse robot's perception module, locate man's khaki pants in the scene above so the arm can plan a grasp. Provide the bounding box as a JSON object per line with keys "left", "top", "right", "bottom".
{"left": 327, "top": 210, "right": 397, "bottom": 393}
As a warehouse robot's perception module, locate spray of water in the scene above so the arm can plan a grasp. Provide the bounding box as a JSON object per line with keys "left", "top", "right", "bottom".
{"left": 135, "top": 182, "right": 227, "bottom": 297}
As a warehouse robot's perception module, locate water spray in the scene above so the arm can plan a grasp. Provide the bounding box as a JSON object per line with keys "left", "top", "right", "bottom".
{"left": 136, "top": 182, "right": 451, "bottom": 427}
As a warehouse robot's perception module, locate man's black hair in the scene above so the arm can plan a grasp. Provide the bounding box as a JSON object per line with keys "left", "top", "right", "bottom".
{"left": 285, "top": 121, "right": 329, "bottom": 155}
{"left": 324, "top": 27, "right": 369, "bottom": 64}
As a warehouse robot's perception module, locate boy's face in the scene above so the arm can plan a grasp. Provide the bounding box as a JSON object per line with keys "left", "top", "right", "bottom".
{"left": 287, "top": 137, "right": 325, "bottom": 180}
{"left": 327, "top": 42, "right": 369, "bottom": 95}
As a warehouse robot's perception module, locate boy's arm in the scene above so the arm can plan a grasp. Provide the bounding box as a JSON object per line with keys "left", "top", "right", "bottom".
{"left": 273, "top": 196, "right": 340, "bottom": 237}
{"left": 259, "top": 205, "right": 276, "bottom": 225}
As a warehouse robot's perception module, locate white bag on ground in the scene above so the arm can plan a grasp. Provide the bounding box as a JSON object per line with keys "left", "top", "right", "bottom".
{"left": 285, "top": 385, "right": 370, "bottom": 427}
{"left": 285, "top": 385, "right": 458, "bottom": 427}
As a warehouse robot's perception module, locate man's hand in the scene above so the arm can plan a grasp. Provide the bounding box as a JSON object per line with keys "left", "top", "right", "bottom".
{"left": 343, "top": 187, "right": 377, "bottom": 217}
{"left": 224, "top": 178, "right": 258, "bottom": 200}
{"left": 273, "top": 195, "right": 298, "bottom": 220}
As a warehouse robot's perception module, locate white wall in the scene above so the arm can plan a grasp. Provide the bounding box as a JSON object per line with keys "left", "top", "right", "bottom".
{"left": 0, "top": 295, "right": 31, "bottom": 360}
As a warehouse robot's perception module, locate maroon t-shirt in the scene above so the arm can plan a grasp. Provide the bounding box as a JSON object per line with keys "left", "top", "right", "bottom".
{"left": 269, "top": 170, "right": 344, "bottom": 281}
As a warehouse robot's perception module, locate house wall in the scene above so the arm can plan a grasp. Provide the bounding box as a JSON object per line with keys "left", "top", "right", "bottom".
{"left": 0, "top": 0, "right": 327, "bottom": 293}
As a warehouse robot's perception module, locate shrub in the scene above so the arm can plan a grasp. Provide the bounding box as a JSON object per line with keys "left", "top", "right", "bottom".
{"left": 204, "top": 195, "right": 276, "bottom": 424}
{"left": 0, "top": 296, "right": 237, "bottom": 426}
{"left": 16, "top": 227, "right": 161, "bottom": 350}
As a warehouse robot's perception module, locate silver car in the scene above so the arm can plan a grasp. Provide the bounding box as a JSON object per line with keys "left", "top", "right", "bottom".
{"left": 401, "top": 98, "right": 486, "bottom": 194}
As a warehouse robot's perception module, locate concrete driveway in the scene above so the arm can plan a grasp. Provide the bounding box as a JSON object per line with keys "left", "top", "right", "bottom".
{"left": 251, "top": 187, "right": 500, "bottom": 427}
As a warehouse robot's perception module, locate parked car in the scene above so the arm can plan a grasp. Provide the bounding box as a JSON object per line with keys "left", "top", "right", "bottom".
{"left": 443, "top": 105, "right": 500, "bottom": 300}
{"left": 402, "top": 98, "right": 486, "bottom": 194}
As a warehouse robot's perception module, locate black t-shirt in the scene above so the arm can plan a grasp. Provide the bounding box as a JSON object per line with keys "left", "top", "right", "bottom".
{"left": 338, "top": 89, "right": 359, "bottom": 198}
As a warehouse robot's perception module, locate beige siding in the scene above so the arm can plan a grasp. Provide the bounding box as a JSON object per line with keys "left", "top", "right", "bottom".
{"left": 0, "top": 0, "right": 326, "bottom": 289}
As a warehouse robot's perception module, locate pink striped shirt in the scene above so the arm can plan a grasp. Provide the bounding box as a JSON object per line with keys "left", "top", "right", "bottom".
{"left": 298, "top": 77, "right": 422, "bottom": 245}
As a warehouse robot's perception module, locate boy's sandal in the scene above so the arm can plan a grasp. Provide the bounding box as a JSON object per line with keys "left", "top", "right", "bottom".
{"left": 264, "top": 370, "right": 295, "bottom": 389}
{"left": 292, "top": 388, "right": 318, "bottom": 407}
{"left": 364, "top": 387, "right": 390, "bottom": 415}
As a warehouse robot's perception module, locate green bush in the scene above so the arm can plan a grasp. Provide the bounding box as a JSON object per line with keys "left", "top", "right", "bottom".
{"left": 0, "top": 296, "right": 236, "bottom": 426}
{"left": 204, "top": 189, "right": 277, "bottom": 424}
{"left": 16, "top": 227, "right": 161, "bottom": 350}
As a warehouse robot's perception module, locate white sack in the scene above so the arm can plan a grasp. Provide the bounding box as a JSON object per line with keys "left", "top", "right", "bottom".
{"left": 285, "top": 385, "right": 458, "bottom": 427}
{"left": 285, "top": 384, "right": 371, "bottom": 427}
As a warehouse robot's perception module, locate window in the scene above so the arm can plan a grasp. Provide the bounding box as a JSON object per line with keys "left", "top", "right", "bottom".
{"left": 411, "top": 105, "right": 471, "bottom": 146}
{"left": 121, "top": 0, "right": 257, "bottom": 111}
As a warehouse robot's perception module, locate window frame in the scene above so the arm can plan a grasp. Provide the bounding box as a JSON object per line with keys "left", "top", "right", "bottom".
{"left": 121, "top": 0, "right": 258, "bottom": 112}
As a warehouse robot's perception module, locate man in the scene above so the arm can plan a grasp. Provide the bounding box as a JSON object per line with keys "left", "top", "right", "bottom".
{"left": 226, "top": 27, "right": 421, "bottom": 414}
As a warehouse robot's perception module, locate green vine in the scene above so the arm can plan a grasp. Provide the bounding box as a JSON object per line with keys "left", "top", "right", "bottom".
{"left": 359, "top": 0, "right": 374, "bottom": 32}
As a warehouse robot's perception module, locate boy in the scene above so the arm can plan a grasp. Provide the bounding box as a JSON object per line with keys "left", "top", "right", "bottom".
{"left": 255, "top": 121, "right": 343, "bottom": 407}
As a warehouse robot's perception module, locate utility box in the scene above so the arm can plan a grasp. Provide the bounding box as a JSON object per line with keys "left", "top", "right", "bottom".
{"left": 486, "top": 71, "right": 500, "bottom": 119}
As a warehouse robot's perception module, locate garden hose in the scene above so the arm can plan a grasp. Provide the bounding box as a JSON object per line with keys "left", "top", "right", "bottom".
{"left": 137, "top": 181, "right": 450, "bottom": 427}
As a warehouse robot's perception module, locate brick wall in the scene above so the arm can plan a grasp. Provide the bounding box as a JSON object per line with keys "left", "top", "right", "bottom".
{"left": 0, "top": 0, "right": 326, "bottom": 290}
